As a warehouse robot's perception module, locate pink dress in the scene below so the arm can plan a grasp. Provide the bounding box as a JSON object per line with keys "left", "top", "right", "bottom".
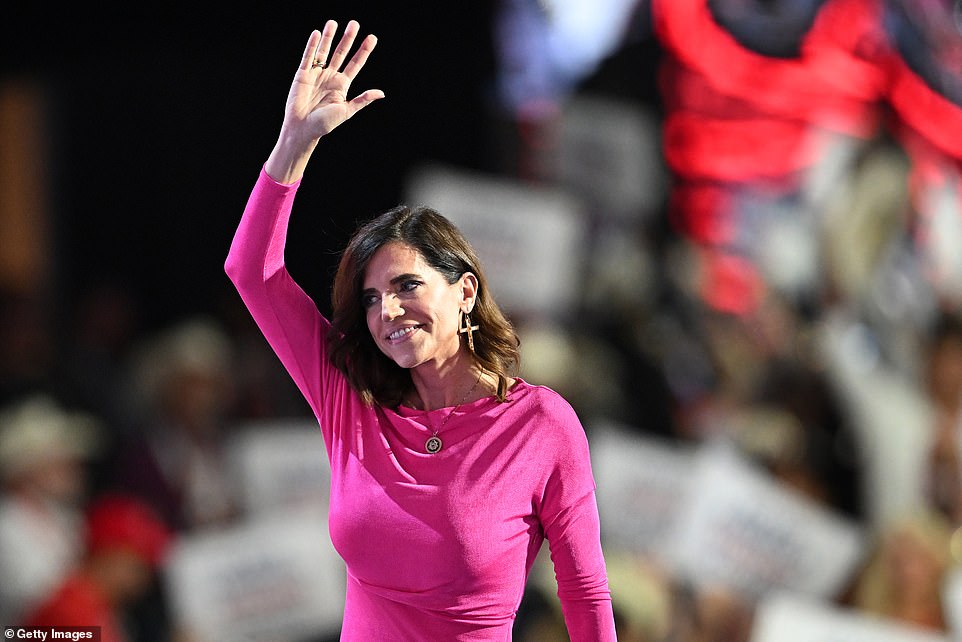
{"left": 225, "top": 167, "right": 617, "bottom": 641}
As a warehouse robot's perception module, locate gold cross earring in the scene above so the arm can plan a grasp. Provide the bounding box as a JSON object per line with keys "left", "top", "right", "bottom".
{"left": 459, "top": 310, "right": 479, "bottom": 352}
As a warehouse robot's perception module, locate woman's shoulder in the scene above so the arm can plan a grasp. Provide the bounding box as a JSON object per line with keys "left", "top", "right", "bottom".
{"left": 510, "top": 377, "right": 573, "bottom": 408}
{"left": 507, "top": 378, "right": 586, "bottom": 437}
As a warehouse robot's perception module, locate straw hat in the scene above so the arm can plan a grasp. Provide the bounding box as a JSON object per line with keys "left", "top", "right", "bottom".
{"left": 131, "top": 317, "right": 232, "bottom": 406}
{"left": 0, "top": 395, "right": 101, "bottom": 481}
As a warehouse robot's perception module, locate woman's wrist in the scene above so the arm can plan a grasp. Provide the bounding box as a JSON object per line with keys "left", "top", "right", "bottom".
{"left": 265, "top": 132, "right": 319, "bottom": 184}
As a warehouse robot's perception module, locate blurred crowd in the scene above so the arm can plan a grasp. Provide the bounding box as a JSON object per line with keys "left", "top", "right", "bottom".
{"left": 494, "top": 0, "right": 962, "bottom": 639}
{"left": 0, "top": 293, "right": 308, "bottom": 640}
{"left": 2, "top": 0, "right": 962, "bottom": 640}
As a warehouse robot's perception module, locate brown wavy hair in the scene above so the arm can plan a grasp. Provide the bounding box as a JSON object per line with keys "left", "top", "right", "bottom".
{"left": 328, "top": 205, "right": 521, "bottom": 407}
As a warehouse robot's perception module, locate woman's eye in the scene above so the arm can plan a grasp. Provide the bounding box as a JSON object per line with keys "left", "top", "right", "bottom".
{"left": 361, "top": 294, "right": 379, "bottom": 308}
{"left": 400, "top": 280, "right": 421, "bottom": 293}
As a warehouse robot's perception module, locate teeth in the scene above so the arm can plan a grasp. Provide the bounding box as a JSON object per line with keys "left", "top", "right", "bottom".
{"left": 388, "top": 326, "right": 419, "bottom": 341}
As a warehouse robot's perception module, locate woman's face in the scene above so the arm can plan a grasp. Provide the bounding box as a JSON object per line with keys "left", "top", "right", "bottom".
{"left": 362, "top": 241, "right": 474, "bottom": 370}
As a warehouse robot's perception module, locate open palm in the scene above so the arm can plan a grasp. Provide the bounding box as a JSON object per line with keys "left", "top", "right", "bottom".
{"left": 283, "top": 20, "right": 383, "bottom": 140}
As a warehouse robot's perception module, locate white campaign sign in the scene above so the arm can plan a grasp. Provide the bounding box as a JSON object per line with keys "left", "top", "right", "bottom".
{"left": 664, "top": 442, "right": 865, "bottom": 600}
{"left": 751, "top": 592, "right": 949, "bottom": 642}
{"left": 558, "top": 93, "right": 666, "bottom": 221}
{"left": 590, "top": 422, "right": 696, "bottom": 555}
{"left": 404, "top": 164, "right": 587, "bottom": 318}
{"left": 165, "top": 508, "right": 345, "bottom": 642}
{"left": 229, "top": 419, "right": 330, "bottom": 516}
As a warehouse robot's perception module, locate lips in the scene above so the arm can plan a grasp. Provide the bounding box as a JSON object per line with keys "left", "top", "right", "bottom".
{"left": 386, "top": 324, "right": 423, "bottom": 342}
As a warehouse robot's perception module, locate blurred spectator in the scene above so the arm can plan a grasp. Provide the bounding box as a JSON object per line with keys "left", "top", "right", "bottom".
{"left": 747, "top": 356, "right": 864, "bottom": 520}
{"left": 686, "top": 584, "right": 754, "bottom": 642}
{"left": 0, "top": 394, "right": 101, "bottom": 625}
{"left": 603, "top": 552, "right": 673, "bottom": 641}
{"left": 668, "top": 292, "right": 860, "bottom": 479}
{"left": 922, "top": 311, "right": 962, "bottom": 523}
{"left": 23, "top": 493, "right": 172, "bottom": 642}
{"left": 819, "top": 308, "right": 962, "bottom": 533}
{"left": 523, "top": 550, "right": 757, "bottom": 641}
{"left": 849, "top": 508, "right": 956, "bottom": 632}
{"left": 108, "top": 316, "right": 240, "bottom": 532}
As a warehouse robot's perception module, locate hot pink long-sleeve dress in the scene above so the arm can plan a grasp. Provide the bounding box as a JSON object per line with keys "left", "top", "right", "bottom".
{"left": 225, "top": 167, "right": 617, "bottom": 641}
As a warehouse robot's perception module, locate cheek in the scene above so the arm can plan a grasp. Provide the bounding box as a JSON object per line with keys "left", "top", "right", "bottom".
{"left": 365, "top": 309, "right": 381, "bottom": 341}
{"left": 431, "top": 290, "right": 461, "bottom": 325}
{"left": 445, "top": 297, "right": 465, "bottom": 329}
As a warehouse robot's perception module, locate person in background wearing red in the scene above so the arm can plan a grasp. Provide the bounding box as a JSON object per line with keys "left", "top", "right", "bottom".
{"left": 0, "top": 395, "right": 100, "bottom": 626}
{"left": 24, "top": 493, "right": 172, "bottom": 642}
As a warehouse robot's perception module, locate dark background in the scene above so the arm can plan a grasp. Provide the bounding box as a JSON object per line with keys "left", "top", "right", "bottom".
{"left": 2, "top": 4, "right": 524, "bottom": 332}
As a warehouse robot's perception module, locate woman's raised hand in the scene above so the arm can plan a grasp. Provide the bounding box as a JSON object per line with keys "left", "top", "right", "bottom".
{"left": 289, "top": 20, "right": 383, "bottom": 138}
{"left": 266, "top": 20, "right": 384, "bottom": 183}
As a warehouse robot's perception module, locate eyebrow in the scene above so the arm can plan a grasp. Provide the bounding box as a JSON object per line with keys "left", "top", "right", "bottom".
{"left": 361, "top": 273, "right": 423, "bottom": 295}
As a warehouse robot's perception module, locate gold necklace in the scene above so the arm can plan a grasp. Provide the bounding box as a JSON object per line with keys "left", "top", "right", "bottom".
{"left": 425, "top": 369, "right": 484, "bottom": 454}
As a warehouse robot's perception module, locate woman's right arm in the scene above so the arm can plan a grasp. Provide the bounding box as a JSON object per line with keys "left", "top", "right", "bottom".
{"left": 224, "top": 20, "right": 383, "bottom": 413}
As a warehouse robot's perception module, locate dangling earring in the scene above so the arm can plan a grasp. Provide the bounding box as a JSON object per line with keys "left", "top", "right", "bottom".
{"left": 459, "top": 309, "right": 479, "bottom": 353}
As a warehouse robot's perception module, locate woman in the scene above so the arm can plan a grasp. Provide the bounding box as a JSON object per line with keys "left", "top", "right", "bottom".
{"left": 225, "top": 19, "right": 616, "bottom": 640}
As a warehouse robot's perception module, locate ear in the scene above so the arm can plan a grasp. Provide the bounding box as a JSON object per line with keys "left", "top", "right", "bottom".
{"left": 459, "top": 272, "right": 479, "bottom": 312}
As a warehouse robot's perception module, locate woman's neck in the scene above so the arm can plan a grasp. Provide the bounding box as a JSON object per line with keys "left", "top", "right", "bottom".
{"left": 409, "top": 357, "right": 489, "bottom": 410}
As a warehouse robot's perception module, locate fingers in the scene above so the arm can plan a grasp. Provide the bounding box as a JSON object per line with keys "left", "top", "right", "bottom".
{"left": 327, "top": 19, "right": 360, "bottom": 72}
{"left": 299, "top": 28, "right": 323, "bottom": 71}
{"left": 301, "top": 19, "right": 377, "bottom": 77}
{"left": 341, "top": 34, "right": 378, "bottom": 81}
{"left": 313, "top": 20, "right": 338, "bottom": 69}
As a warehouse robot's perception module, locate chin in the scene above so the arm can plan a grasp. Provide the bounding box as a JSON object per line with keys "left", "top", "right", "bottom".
{"left": 390, "top": 356, "right": 420, "bottom": 370}
{"left": 384, "top": 348, "right": 423, "bottom": 370}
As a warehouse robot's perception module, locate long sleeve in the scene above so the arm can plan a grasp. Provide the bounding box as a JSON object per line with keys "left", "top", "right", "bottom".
{"left": 546, "top": 490, "right": 617, "bottom": 640}
{"left": 224, "top": 167, "right": 331, "bottom": 421}
{"left": 225, "top": 168, "right": 617, "bottom": 640}
{"left": 538, "top": 400, "right": 617, "bottom": 641}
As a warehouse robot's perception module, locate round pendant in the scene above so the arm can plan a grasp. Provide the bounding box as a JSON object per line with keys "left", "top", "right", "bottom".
{"left": 425, "top": 435, "right": 443, "bottom": 454}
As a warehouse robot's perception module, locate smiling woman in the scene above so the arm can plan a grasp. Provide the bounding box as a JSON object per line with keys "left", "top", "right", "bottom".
{"left": 224, "top": 18, "right": 616, "bottom": 641}
{"left": 330, "top": 206, "right": 519, "bottom": 409}
{"left": 359, "top": 240, "right": 476, "bottom": 380}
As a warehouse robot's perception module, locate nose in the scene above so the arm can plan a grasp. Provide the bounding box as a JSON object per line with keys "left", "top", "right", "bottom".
{"left": 381, "top": 293, "right": 404, "bottom": 321}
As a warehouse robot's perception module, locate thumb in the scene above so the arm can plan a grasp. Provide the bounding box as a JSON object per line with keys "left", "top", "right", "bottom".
{"left": 346, "top": 89, "right": 385, "bottom": 116}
